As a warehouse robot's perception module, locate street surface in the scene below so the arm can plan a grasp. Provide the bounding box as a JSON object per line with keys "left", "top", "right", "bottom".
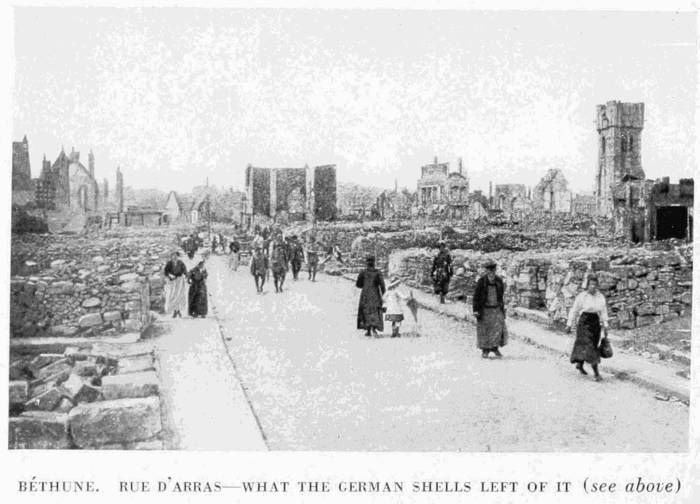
{"left": 203, "top": 255, "right": 687, "bottom": 452}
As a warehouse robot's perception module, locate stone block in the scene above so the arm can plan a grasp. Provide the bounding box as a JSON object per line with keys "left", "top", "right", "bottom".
{"left": 82, "top": 297, "right": 101, "bottom": 308}
{"left": 33, "top": 358, "right": 72, "bottom": 381}
{"left": 10, "top": 380, "right": 29, "bottom": 406}
{"left": 50, "top": 325, "right": 80, "bottom": 337}
{"left": 9, "top": 411, "right": 71, "bottom": 449}
{"left": 117, "top": 354, "right": 155, "bottom": 374}
{"left": 119, "top": 272, "right": 140, "bottom": 283}
{"left": 68, "top": 396, "right": 162, "bottom": 448}
{"left": 48, "top": 281, "right": 74, "bottom": 295}
{"left": 55, "top": 397, "right": 74, "bottom": 413}
{"left": 102, "top": 371, "right": 159, "bottom": 400}
{"left": 103, "top": 310, "right": 122, "bottom": 322}
{"left": 79, "top": 313, "right": 103, "bottom": 327}
{"left": 73, "top": 361, "right": 98, "bottom": 377}
{"left": 9, "top": 360, "right": 29, "bottom": 380}
{"left": 25, "top": 386, "right": 64, "bottom": 411}
{"left": 50, "top": 259, "right": 66, "bottom": 269}
{"left": 27, "top": 354, "right": 65, "bottom": 376}
{"left": 636, "top": 303, "right": 657, "bottom": 316}
{"left": 636, "top": 314, "right": 663, "bottom": 327}
{"left": 121, "top": 281, "right": 142, "bottom": 293}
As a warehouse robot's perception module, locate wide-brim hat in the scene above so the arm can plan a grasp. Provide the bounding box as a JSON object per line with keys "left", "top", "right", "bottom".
{"left": 483, "top": 259, "right": 497, "bottom": 270}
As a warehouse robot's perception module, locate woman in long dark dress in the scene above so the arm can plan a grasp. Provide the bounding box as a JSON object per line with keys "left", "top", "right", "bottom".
{"left": 188, "top": 260, "right": 208, "bottom": 318}
{"left": 566, "top": 274, "right": 609, "bottom": 381}
{"left": 355, "top": 256, "right": 386, "bottom": 337}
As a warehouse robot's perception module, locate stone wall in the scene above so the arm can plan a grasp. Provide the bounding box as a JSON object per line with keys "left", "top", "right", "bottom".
{"left": 388, "top": 244, "right": 692, "bottom": 330}
{"left": 9, "top": 338, "right": 163, "bottom": 449}
{"left": 10, "top": 228, "right": 180, "bottom": 339}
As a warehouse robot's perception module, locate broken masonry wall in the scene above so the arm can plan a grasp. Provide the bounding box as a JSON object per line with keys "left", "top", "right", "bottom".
{"left": 10, "top": 228, "right": 179, "bottom": 339}
{"left": 389, "top": 244, "right": 692, "bottom": 330}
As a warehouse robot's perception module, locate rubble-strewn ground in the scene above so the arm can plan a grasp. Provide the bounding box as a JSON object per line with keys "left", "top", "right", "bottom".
{"left": 207, "top": 255, "right": 687, "bottom": 452}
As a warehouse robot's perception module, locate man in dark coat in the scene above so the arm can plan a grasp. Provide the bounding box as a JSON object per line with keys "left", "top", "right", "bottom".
{"left": 472, "top": 259, "right": 507, "bottom": 358}
{"left": 305, "top": 238, "right": 320, "bottom": 282}
{"left": 431, "top": 241, "right": 453, "bottom": 304}
{"left": 355, "top": 256, "right": 386, "bottom": 337}
{"left": 270, "top": 237, "right": 289, "bottom": 293}
{"left": 250, "top": 245, "right": 269, "bottom": 294}
{"left": 289, "top": 236, "right": 304, "bottom": 280}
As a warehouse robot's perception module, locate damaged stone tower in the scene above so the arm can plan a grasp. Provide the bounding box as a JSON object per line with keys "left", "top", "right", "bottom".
{"left": 595, "top": 101, "right": 645, "bottom": 217}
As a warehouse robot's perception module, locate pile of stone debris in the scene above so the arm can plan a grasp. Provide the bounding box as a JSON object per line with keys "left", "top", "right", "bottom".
{"left": 9, "top": 339, "right": 163, "bottom": 449}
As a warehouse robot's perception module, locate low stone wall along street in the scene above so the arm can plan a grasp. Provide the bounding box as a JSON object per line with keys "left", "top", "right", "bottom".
{"left": 9, "top": 228, "right": 181, "bottom": 339}
{"left": 388, "top": 244, "right": 692, "bottom": 330}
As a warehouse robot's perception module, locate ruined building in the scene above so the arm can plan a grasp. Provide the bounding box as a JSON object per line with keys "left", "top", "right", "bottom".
{"left": 416, "top": 157, "right": 470, "bottom": 219}
{"left": 595, "top": 101, "right": 645, "bottom": 217}
{"left": 532, "top": 169, "right": 572, "bottom": 212}
{"left": 594, "top": 101, "right": 694, "bottom": 242}
{"left": 244, "top": 164, "right": 337, "bottom": 225}
{"left": 12, "top": 137, "right": 127, "bottom": 230}
{"left": 12, "top": 136, "right": 34, "bottom": 205}
{"left": 493, "top": 184, "right": 532, "bottom": 216}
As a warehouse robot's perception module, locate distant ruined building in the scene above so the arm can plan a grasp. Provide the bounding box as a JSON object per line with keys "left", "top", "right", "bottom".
{"left": 12, "top": 136, "right": 129, "bottom": 231}
{"left": 416, "top": 156, "right": 470, "bottom": 219}
{"left": 595, "top": 101, "right": 693, "bottom": 242}
{"left": 532, "top": 169, "right": 572, "bottom": 213}
{"left": 244, "top": 164, "right": 337, "bottom": 226}
{"left": 595, "top": 101, "right": 646, "bottom": 217}
{"left": 493, "top": 184, "right": 532, "bottom": 217}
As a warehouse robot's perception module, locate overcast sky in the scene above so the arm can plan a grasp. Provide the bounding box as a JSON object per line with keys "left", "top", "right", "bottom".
{"left": 13, "top": 8, "right": 696, "bottom": 194}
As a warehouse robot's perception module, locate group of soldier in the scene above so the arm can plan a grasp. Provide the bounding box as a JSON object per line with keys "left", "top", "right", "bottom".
{"left": 245, "top": 229, "right": 342, "bottom": 294}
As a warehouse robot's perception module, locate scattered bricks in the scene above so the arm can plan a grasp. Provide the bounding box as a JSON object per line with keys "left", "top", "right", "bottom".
{"left": 10, "top": 381, "right": 29, "bottom": 407}
{"left": 102, "top": 371, "right": 159, "bottom": 400}
{"left": 24, "top": 386, "right": 64, "bottom": 411}
{"left": 32, "top": 358, "right": 72, "bottom": 381}
{"left": 78, "top": 313, "right": 103, "bottom": 327}
{"left": 117, "top": 354, "right": 155, "bottom": 374}
{"left": 92, "top": 256, "right": 105, "bottom": 263}
{"left": 81, "top": 297, "right": 102, "bottom": 309}
{"left": 68, "top": 396, "right": 162, "bottom": 448}
{"left": 50, "top": 259, "right": 66, "bottom": 269}
{"left": 9, "top": 411, "right": 71, "bottom": 449}
{"left": 103, "top": 311, "right": 122, "bottom": 322}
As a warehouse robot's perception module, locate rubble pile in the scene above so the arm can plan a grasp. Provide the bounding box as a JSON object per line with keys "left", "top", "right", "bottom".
{"left": 9, "top": 340, "right": 163, "bottom": 449}
{"left": 389, "top": 244, "right": 692, "bottom": 330}
{"left": 10, "top": 228, "right": 180, "bottom": 339}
